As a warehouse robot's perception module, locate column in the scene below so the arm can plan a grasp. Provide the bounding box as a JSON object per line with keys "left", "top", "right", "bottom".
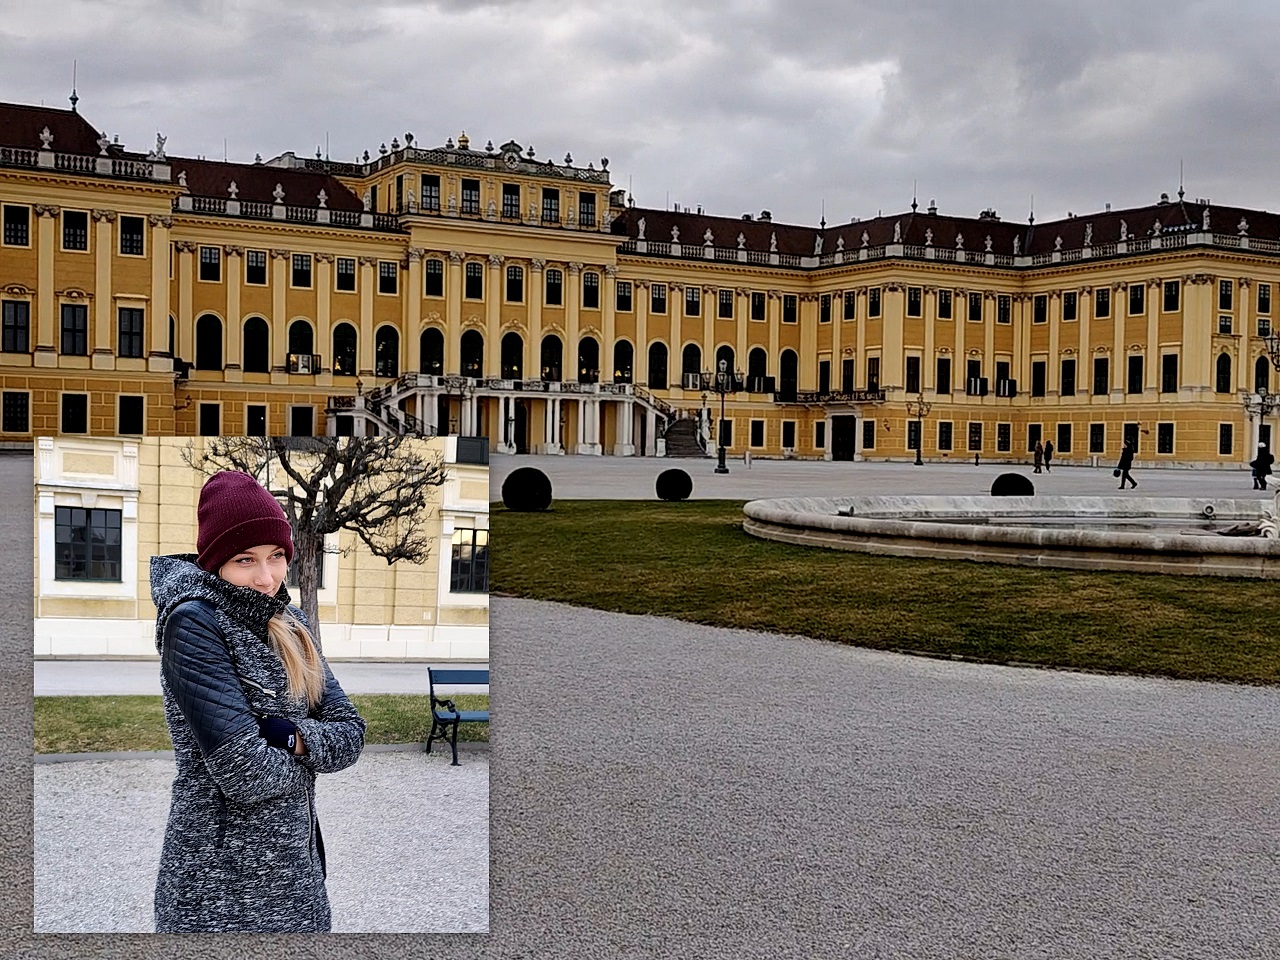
{"left": 224, "top": 245, "right": 244, "bottom": 378}
{"left": 576, "top": 398, "right": 586, "bottom": 452}
{"left": 91, "top": 208, "right": 112, "bottom": 368}
{"left": 528, "top": 259, "right": 545, "bottom": 383}
{"left": 1147, "top": 279, "right": 1161, "bottom": 392}
{"left": 922, "top": 287, "right": 936, "bottom": 391}
{"left": 143, "top": 211, "right": 170, "bottom": 371}
{"left": 646, "top": 408, "right": 657, "bottom": 457}
{"left": 33, "top": 204, "right": 59, "bottom": 365}
{"left": 1077, "top": 286, "right": 1092, "bottom": 399}
{"left": 1233, "top": 279, "right": 1248, "bottom": 392}
{"left": 316, "top": 253, "right": 333, "bottom": 379}
{"left": 635, "top": 280, "right": 649, "bottom": 385}
{"left": 799, "top": 295, "right": 818, "bottom": 390}
{"left": 447, "top": 251, "right": 464, "bottom": 375}
{"left": 358, "top": 256, "right": 376, "bottom": 377}
{"left": 702, "top": 285, "right": 714, "bottom": 374}
{"left": 486, "top": 254, "right": 503, "bottom": 377}
{"left": 406, "top": 248, "right": 423, "bottom": 374}
{"left": 1112, "top": 282, "right": 1126, "bottom": 398}
{"left": 178, "top": 241, "right": 199, "bottom": 363}
{"left": 566, "top": 263, "right": 582, "bottom": 376}
{"left": 603, "top": 266, "right": 618, "bottom": 378}
{"left": 824, "top": 414, "right": 833, "bottom": 460}
{"left": 882, "top": 284, "right": 904, "bottom": 390}
{"left": 829, "top": 287, "right": 842, "bottom": 391}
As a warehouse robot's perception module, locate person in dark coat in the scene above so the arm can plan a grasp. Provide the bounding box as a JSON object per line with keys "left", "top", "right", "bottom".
{"left": 150, "top": 471, "right": 366, "bottom": 933}
{"left": 1033, "top": 440, "right": 1044, "bottom": 473}
{"left": 1116, "top": 440, "right": 1138, "bottom": 489}
{"left": 1250, "top": 442, "right": 1274, "bottom": 490}
{"left": 1043, "top": 439, "right": 1054, "bottom": 472}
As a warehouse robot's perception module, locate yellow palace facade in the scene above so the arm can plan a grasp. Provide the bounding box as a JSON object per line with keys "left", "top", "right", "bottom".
{"left": 4, "top": 97, "right": 1280, "bottom": 466}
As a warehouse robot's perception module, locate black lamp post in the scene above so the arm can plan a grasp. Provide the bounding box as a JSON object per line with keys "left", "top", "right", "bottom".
{"left": 706, "top": 358, "right": 743, "bottom": 474}
{"left": 1242, "top": 387, "right": 1276, "bottom": 449}
{"left": 904, "top": 392, "right": 932, "bottom": 466}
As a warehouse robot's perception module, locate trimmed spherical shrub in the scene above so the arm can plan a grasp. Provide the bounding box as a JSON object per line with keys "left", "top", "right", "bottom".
{"left": 655, "top": 468, "right": 694, "bottom": 502}
{"left": 990, "top": 473, "right": 1035, "bottom": 497}
{"left": 502, "top": 467, "right": 553, "bottom": 511}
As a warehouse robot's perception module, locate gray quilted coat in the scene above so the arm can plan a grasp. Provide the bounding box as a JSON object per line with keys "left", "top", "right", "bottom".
{"left": 150, "top": 554, "right": 366, "bottom": 933}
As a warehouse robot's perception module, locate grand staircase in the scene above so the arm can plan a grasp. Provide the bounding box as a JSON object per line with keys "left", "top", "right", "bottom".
{"left": 662, "top": 417, "right": 707, "bottom": 457}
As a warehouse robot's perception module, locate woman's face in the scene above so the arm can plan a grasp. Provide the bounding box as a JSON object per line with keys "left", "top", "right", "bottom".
{"left": 218, "top": 544, "right": 288, "bottom": 595}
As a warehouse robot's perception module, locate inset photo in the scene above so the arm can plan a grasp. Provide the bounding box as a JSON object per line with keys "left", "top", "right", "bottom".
{"left": 33, "top": 435, "right": 489, "bottom": 933}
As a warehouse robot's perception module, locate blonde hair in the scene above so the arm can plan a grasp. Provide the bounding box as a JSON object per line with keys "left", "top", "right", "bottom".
{"left": 266, "top": 608, "right": 325, "bottom": 707}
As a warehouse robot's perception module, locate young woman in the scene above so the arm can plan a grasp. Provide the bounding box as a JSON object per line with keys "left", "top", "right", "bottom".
{"left": 149, "top": 470, "right": 366, "bottom": 932}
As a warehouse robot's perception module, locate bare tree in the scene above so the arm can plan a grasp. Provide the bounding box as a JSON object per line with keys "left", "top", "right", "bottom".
{"left": 182, "top": 437, "right": 447, "bottom": 642}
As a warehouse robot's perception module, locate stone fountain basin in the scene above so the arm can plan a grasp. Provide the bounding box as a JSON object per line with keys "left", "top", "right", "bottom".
{"left": 741, "top": 496, "right": 1280, "bottom": 578}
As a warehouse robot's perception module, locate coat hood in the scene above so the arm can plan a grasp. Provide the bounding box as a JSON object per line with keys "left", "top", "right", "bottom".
{"left": 150, "top": 553, "right": 293, "bottom": 651}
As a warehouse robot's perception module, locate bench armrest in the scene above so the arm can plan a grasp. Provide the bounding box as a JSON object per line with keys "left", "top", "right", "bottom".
{"left": 432, "top": 695, "right": 460, "bottom": 716}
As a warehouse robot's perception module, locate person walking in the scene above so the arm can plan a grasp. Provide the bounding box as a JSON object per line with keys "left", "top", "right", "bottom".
{"left": 1250, "top": 442, "right": 1274, "bottom": 490}
{"left": 1116, "top": 440, "right": 1138, "bottom": 489}
{"left": 150, "top": 471, "right": 366, "bottom": 933}
{"left": 1033, "top": 439, "right": 1044, "bottom": 474}
{"left": 1043, "top": 439, "right": 1054, "bottom": 472}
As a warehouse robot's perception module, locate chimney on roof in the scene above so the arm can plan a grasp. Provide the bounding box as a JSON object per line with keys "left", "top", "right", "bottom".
{"left": 742, "top": 213, "right": 753, "bottom": 220}
{"left": 1105, "top": 202, "right": 1111, "bottom": 212}
{"left": 927, "top": 200, "right": 937, "bottom": 215}
{"left": 760, "top": 210, "right": 772, "bottom": 222}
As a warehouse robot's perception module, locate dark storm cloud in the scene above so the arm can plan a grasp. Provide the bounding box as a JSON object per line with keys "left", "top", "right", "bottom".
{"left": 6, "top": 0, "right": 1280, "bottom": 226}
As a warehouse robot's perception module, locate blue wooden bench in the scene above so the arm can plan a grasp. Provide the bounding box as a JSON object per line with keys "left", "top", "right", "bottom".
{"left": 426, "top": 666, "right": 490, "bottom": 766}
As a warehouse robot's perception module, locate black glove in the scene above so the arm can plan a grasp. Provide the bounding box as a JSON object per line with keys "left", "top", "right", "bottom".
{"left": 258, "top": 715, "right": 298, "bottom": 753}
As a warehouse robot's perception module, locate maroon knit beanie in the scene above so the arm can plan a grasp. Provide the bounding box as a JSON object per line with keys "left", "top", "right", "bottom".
{"left": 196, "top": 471, "right": 295, "bottom": 573}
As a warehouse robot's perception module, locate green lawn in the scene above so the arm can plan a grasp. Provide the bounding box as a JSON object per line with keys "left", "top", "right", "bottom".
{"left": 491, "top": 499, "right": 1280, "bottom": 684}
{"left": 34, "top": 694, "right": 489, "bottom": 755}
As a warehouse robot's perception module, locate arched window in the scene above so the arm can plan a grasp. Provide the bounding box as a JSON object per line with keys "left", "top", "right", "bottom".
{"left": 168, "top": 315, "right": 175, "bottom": 358}
{"left": 420, "top": 327, "right": 444, "bottom": 375}
{"left": 613, "top": 341, "right": 633, "bottom": 384}
{"left": 242, "top": 316, "right": 269, "bottom": 373}
{"left": 1256, "top": 356, "right": 1270, "bottom": 394}
{"left": 1216, "top": 353, "right": 1232, "bottom": 394}
{"left": 288, "top": 319, "right": 314, "bottom": 357}
{"left": 682, "top": 343, "right": 701, "bottom": 376}
{"left": 460, "top": 329, "right": 483, "bottom": 378}
{"left": 578, "top": 336, "right": 600, "bottom": 383}
{"left": 195, "top": 314, "right": 223, "bottom": 371}
{"left": 541, "top": 335, "right": 563, "bottom": 381}
{"left": 375, "top": 326, "right": 399, "bottom": 378}
{"left": 748, "top": 348, "right": 768, "bottom": 379}
{"left": 648, "top": 341, "right": 668, "bottom": 390}
{"left": 332, "top": 322, "right": 357, "bottom": 377}
{"left": 779, "top": 349, "right": 799, "bottom": 401}
{"left": 501, "top": 332, "right": 524, "bottom": 380}
{"left": 715, "top": 345, "right": 735, "bottom": 374}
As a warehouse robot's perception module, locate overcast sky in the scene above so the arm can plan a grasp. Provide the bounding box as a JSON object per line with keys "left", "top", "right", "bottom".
{"left": 4, "top": 0, "right": 1278, "bottom": 226}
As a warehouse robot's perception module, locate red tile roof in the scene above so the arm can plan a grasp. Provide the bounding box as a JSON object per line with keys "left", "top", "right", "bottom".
{"left": 169, "top": 156, "right": 363, "bottom": 210}
{"left": 0, "top": 101, "right": 120, "bottom": 155}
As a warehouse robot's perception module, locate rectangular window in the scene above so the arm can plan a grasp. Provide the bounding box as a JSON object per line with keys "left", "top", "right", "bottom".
{"left": 421, "top": 174, "right": 441, "bottom": 212}
{"left": 750, "top": 419, "right": 765, "bottom": 447}
{"left": 868, "top": 288, "right": 882, "bottom": 318}
{"left": 2, "top": 301, "right": 30, "bottom": 353}
{"left": 1129, "top": 283, "right": 1145, "bottom": 315}
{"left": 1063, "top": 291, "right": 1078, "bottom": 321}
{"left": 246, "top": 249, "right": 267, "bottom": 285}
{"left": 1260, "top": 317, "right": 1272, "bottom": 338}
{"left": 684, "top": 286, "right": 700, "bottom": 316}
{"left": 61, "top": 392, "right": 88, "bottom": 433}
{"left": 461, "top": 178, "right": 481, "bottom": 215}
{"left": 291, "top": 254, "right": 312, "bottom": 288}
{"left": 502, "top": 183, "right": 521, "bottom": 219}
{"left": 1219, "top": 423, "right": 1233, "bottom": 456}
{"left": 119, "top": 215, "right": 144, "bottom": 256}
{"left": 814, "top": 421, "right": 825, "bottom": 450}
{"left": 1089, "top": 356, "right": 1109, "bottom": 395}
{"left": 199, "top": 245, "right": 221, "bottom": 282}
{"left": 1027, "top": 423, "right": 1042, "bottom": 452}
{"left": 720, "top": 419, "right": 734, "bottom": 449}
{"left": 937, "top": 289, "right": 952, "bottom": 320}
{"left": 819, "top": 293, "right": 832, "bottom": 323}
{"left": 968, "top": 422, "right": 983, "bottom": 452}
{"left": 424, "top": 258, "right": 444, "bottom": 297}
{"left": 451, "top": 529, "right": 489, "bottom": 593}
{"left": 118, "top": 307, "right": 144, "bottom": 358}
{"left": 1095, "top": 287, "right": 1110, "bottom": 319}
{"left": 247, "top": 404, "right": 267, "bottom": 436}
{"left": 937, "top": 421, "right": 953, "bottom": 451}
{"left": 1089, "top": 423, "right": 1105, "bottom": 454}
{"left": 905, "top": 356, "right": 921, "bottom": 394}
{"left": 719, "top": 289, "right": 735, "bottom": 320}
{"left": 1056, "top": 422, "right": 1072, "bottom": 454}
{"left": 1259, "top": 283, "right": 1272, "bottom": 315}
{"left": 782, "top": 420, "right": 796, "bottom": 449}
{"left": 841, "top": 358, "right": 854, "bottom": 393}
{"left": 782, "top": 294, "right": 798, "bottom": 323}
{"left": 198, "top": 402, "right": 220, "bottom": 436}
{"left": 1161, "top": 353, "right": 1178, "bottom": 393}
{"left": 54, "top": 506, "right": 121, "bottom": 581}
{"left": 861, "top": 419, "right": 875, "bottom": 450}
{"left": 1219, "top": 279, "right": 1234, "bottom": 311}
{"left": 507, "top": 265, "right": 524, "bottom": 303}
{"left": 1163, "top": 280, "right": 1181, "bottom": 312}
{"left": 997, "top": 294, "right": 1011, "bottom": 324}
{"left": 818, "top": 360, "right": 831, "bottom": 395}
{"left": 997, "top": 422, "right": 1011, "bottom": 452}
{"left": 1030, "top": 361, "right": 1046, "bottom": 397}
{"left": 1060, "top": 358, "right": 1076, "bottom": 397}
{"left": 62, "top": 210, "right": 88, "bottom": 251}
{"left": 118, "top": 395, "right": 144, "bottom": 434}
{"left": 936, "top": 357, "right": 951, "bottom": 395}
{"left": 616, "top": 281, "right": 633, "bottom": 312}
{"left": 1219, "top": 315, "right": 1233, "bottom": 335}
{"left": 844, "top": 290, "right": 858, "bottom": 320}
{"left": 290, "top": 406, "right": 314, "bottom": 437}
{"left": 541, "top": 187, "right": 560, "bottom": 223}
{"left": 1127, "top": 355, "right": 1144, "bottom": 394}
{"left": 3, "top": 205, "right": 30, "bottom": 246}
{"left": 968, "top": 292, "right": 983, "bottom": 323}
{"left": 1033, "top": 295, "right": 1047, "bottom": 324}
{"left": 866, "top": 357, "right": 880, "bottom": 392}
{"left": 582, "top": 272, "right": 600, "bottom": 309}
{"left": 60, "top": 304, "right": 88, "bottom": 356}
{"left": 752, "top": 291, "right": 766, "bottom": 321}
{"left": 2, "top": 391, "right": 29, "bottom": 433}
{"left": 378, "top": 261, "right": 398, "bottom": 295}
{"left": 906, "top": 287, "right": 922, "bottom": 318}
{"left": 1157, "top": 422, "right": 1174, "bottom": 455}
{"left": 336, "top": 257, "right": 356, "bottom": 292}
{"left": 907, "top": 419, "right": 920, "bottom": 452}
{"left": 465, "top": 262, "right": 483, "bottom": 299}
{"left": 649, "top": 282, "right": 665, "bottom": 314}
{"left": 578, "top": 192, "right": 596, "bottom": 227}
